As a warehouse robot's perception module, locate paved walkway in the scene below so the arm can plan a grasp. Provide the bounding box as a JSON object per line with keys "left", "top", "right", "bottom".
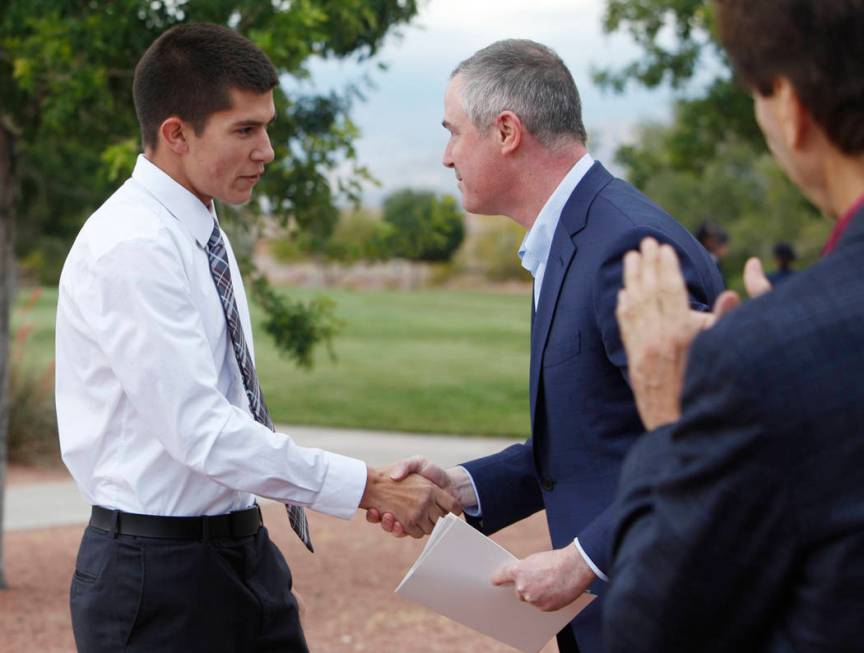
{"left": 4, "top": 425, "right": 521, "bottom": 531}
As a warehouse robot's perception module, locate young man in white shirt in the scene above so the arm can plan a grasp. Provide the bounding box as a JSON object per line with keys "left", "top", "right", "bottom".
{"left": 57, "top": 23, "right": 459, "bottom": 653}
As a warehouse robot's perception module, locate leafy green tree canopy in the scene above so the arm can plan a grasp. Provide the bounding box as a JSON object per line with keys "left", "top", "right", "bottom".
{"left": 595, "top": 0, "right": 762, "bottom": 171}
{"left": 382, "top": 189, "right": 466, "bottom": 262}
{"left": 597, "top": 0, "right": 827, "bottom": 289}
{"left": 1, "top": 0, "right": 418, "bottom": 358}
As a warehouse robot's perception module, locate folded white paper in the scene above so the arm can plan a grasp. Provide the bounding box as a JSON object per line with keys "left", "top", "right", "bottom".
{"left": 395, "top": 514, "right": 595, "bottom": 653}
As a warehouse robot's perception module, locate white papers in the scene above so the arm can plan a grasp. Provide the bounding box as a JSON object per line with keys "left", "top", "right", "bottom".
{"left": 395, "top": 514, "right": 595, "bottom": 653}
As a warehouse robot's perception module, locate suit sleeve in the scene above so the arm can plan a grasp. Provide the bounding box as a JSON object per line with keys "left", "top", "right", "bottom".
{"left": 604, "top": 328, "right": 796, "bottom": 652}
{"left": 576, "top": 226, "right": 723, "bottom": 576}
{"left": 460, "top": 440, "right": 544, "bottom": 535}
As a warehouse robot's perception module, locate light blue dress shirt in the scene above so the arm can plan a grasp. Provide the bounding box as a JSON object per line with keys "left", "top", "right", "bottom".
{"left": 519, "top": 153, "right": 595, "bottom": 309}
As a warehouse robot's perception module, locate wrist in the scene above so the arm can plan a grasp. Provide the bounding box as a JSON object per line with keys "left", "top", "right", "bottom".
{"left": 567, "top": 541, "right": 588, "bottom": 576}
{"left": 447, "top": 466, "right": 478, "bottom": 508}
{"left": 359, "top": 465, "right": 385, "bottom": 509}
{"left": 642, "top": 405, "right": 681, "bottom": 431}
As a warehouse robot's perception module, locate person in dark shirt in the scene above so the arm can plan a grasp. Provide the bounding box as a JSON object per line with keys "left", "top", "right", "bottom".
{"left": 766, "top": 241, "right": 797, "bottom": 285}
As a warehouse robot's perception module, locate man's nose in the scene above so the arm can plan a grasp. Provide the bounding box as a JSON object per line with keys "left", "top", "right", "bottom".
{"left": 255, "top": 132, "right": 275, "bottom": 164}
{"left": 442, "top": 143, "right": 454, "bottom": 168}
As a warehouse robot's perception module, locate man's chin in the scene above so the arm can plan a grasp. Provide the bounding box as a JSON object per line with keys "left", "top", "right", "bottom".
{"left": 460, "top": 197, "right": 493, "bottom": 216}
{"left": 219, "top": 190, "right": 255, "bottom": 207}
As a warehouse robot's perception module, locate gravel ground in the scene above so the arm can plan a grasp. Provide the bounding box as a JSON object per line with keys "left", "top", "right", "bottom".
{"left": 1, "top": 466, "right": 559, "bottom": 653}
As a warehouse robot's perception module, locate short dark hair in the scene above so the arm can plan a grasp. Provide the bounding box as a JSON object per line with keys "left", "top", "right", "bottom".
{"left": 773, "top": 242, "right": 797, "bottom": 262}
{"left": 696, "top": 222, "right": 729, "bottom": 247}
{"left": 452, "top": 39, "right": 588, "bottom": 148}
{"left": 714, "top": 0, "right": 864, "bottom": 155}
{"left": 133, "top": 23, "right": 278, "bottom": 151}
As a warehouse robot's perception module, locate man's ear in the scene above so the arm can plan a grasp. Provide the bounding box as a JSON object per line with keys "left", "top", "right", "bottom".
{"left": 775, "top": 77, "right": 810, "bottom": 150}
{"left": 158, "top": 116, "right": 189, "bottom": 155}
{"left": 495, "top": 111, "right": 522, "bottom": 155}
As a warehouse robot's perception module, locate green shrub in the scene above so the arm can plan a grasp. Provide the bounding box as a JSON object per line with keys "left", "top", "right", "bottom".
{"left": 8, "top": 288, "right": 59, "bottom": 465}
{"left": 18, "top": 237, "right": 68, "bottom": 285}
{"left": 464, "top": 218, "right": 532, "bottom": 282}
{"left": 383, "top": 189, "right": 465, "bottom": 262}
{"left": 269, "top": 235, "right": 307, "bottom": 263}
{"left": 323, "top": 209, "right": 393, "bottom": 262}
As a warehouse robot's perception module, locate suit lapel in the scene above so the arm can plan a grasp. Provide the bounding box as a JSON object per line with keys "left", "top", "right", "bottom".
{"left": 529, "top": 162, "right": 614, "bottom": 432}
{"left": 529, "top": 228, "right": 576, "bottom": 429}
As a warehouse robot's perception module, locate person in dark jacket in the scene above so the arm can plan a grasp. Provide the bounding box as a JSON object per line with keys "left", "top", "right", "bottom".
{"left": 607, "top": 1, "right": 864, "bottom": 651}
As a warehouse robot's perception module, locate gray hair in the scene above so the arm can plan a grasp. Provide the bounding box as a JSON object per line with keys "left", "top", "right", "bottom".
{"left": 451, "top": 39, "right": 587, "bottom": 148}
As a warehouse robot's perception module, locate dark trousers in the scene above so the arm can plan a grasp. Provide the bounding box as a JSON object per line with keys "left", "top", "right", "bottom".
{"left": 70, "top": 524, "right": 308, "bottom": 652}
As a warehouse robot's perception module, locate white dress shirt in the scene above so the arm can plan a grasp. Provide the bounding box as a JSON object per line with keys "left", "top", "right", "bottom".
{"left": 461, "top": 152, "right": 608, "bottom": 581}
{"left": 56, "top": 155, "right": 367, "bottom": 519}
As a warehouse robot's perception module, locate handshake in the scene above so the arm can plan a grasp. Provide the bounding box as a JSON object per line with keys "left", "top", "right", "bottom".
{"left": 359, "top": 457, "right": 475, "bottom": 538}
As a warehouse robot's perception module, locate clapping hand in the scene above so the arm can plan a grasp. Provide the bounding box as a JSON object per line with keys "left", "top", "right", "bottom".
{"left": 616, "top": 238, "right": 772, "bottom": 430}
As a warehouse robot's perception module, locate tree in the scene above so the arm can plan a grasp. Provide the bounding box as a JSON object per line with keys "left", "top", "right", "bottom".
{"left": 0, "top": 0, "right": 419, "bottom": 589}
{"left": 383, "top": 189, "right": 466, "bottom": 262}
{"left": 596, "top": 0, "right": 825, "bottom": 288}
{"left": 624, "top": 133, "right": 825, "bottom": 278}
{"left": 595, "top": 0, "right": 762, "bottom": 171}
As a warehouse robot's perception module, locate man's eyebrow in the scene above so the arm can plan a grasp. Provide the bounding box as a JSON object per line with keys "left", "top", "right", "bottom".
{"left": 232, "top": 115, "right": 277, "bottom": 128}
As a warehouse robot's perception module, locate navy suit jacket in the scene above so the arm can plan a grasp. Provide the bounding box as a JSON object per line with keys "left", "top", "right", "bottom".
{"left": 461, "top": 161, "right": 724, "bottom": 652}
{"left": 606, "top": 208, "right": 864, "bottom": 652}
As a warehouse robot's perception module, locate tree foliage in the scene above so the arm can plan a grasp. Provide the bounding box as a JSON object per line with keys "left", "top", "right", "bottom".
{"left": 383, "top": 189, "right": 466, "bottom": 262}
{"left": 595, "top": 0, "right": 761, "bottom": 171}
{"left": 622, "top": 130, "right": 828, "bottom": 284}
{"left": 3, "top": 0, "right": 417, "bottom": 266}
{"left": 598, "top": 0, "right": 827, "bottom": 288}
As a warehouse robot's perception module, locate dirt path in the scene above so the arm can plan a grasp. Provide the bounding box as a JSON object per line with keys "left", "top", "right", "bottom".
{"left": 0, "top": 493, "right": 559, "bottom": 653}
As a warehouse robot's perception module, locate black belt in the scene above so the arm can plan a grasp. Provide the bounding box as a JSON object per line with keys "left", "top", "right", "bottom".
{"left": 90, "top": 505, "right": 263, "bottom": 540}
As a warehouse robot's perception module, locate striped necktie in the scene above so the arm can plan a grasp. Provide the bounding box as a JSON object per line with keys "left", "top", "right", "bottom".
{"left": 206, "top": 220, "right": 313, "bottom": 552}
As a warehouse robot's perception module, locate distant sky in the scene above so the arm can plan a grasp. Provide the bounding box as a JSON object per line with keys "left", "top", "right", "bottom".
{"left": 295, "top": 0, "right": 678, "bottom": 206}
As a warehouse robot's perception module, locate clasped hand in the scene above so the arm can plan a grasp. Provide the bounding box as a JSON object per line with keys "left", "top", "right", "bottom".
{"left": 359, "top": 462, "right": 462, "bottom": 538}
{"left": 365, "top": 456, "right": 473, "bottom": 538}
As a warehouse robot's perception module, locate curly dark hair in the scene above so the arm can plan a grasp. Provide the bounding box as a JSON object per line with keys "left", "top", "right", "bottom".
{"left": 715, "top": 0, "right": 864, "bottom": 155}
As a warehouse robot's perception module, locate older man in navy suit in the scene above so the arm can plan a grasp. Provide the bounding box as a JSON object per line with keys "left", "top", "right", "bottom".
{"left": 607, "top": 1, "right": 864, "bottom": 651}
{"left": 369, "top": 39, "right": 723, "bottom": 652}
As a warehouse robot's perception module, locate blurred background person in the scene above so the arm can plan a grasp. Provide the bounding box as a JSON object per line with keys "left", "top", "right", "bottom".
{"left": 696, "top": 220, "right": 730, "bottom": 282}
{"left": 767, "top": 241, "right": 797, "bottom": 285}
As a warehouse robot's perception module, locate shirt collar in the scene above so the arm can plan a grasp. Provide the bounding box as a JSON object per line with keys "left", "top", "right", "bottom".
{"left": 518, "top": 153, "right": 594, "bottom": 277}
{"left": 130, "top": 154, "right": 218, "bottom": 248}
{"left": 822, "top": 192, "right": 864, "bottom": 257}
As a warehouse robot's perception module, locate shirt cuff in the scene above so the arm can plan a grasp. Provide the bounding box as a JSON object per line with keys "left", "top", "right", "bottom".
{"left": 308, "top": 452, "right": 367, "bottom": 520}
{"left": 574, "top": 537, "right": 608, "bottom": 582}
{"left": 456, "top": 465, "right": 483, "bottom": 517}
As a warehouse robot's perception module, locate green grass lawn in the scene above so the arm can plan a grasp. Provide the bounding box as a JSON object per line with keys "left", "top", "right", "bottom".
{"left": 13, "top": 286, "right": 531, "bottom": 437}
